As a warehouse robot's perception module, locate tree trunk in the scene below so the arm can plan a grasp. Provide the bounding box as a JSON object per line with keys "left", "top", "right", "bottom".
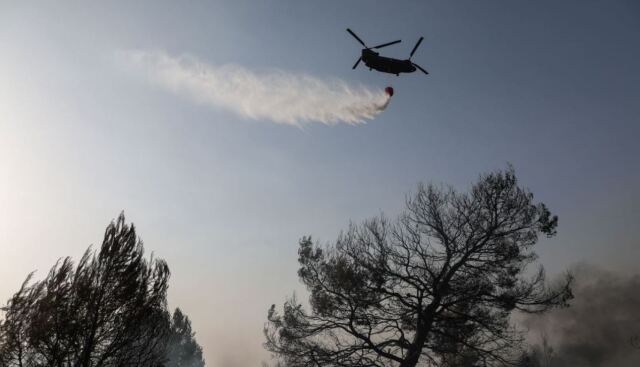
{"left": 400, "top": 326, "right": 430, "bottom": 367}
{"left": 400, "top": 298, "right": 441, "bottom": 367}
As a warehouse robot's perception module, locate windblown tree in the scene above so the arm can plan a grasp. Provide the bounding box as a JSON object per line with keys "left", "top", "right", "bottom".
{"left": 265, "top": 167, "right": 573, "bottom": 367}
{"left": 0, "top": 214, "right": 202, "bottom": 367}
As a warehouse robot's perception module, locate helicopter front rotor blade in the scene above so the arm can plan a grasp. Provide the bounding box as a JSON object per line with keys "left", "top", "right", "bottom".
{"left": 412, "top": 63, "right": 429, "bottom": 75}
{"left": 410, "top": 37, "right": 424, "bottom": 58}
{"left": 372, "top": 40, "right": 402, "bottom": 49}
{"left": 346, "top": 29, "right": 367, "bottom": 47}
{"left": 352, "top": 57, "right": 362, "bottom": 69}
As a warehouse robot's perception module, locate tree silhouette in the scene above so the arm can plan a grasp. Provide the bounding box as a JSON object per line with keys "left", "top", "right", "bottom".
{"left": 265, "top": 167, "right": 573, "bottom": 367}
{"left": 0, "top": 214, "right": 203, "bottom": 367}
{"left": 166, "top": 308, "right": 205, "bottom": 367}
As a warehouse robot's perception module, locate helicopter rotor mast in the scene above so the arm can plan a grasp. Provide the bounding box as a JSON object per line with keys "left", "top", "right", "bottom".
{"left": 347, "top": 28, "right": 401, "bottom": 70}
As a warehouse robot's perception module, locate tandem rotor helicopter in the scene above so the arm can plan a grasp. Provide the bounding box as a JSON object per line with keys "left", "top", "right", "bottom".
{"left": 347, "top": 28, "right": 428, "bottom": 76}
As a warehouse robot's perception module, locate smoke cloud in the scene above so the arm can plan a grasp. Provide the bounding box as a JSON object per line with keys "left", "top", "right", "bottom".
{"left": 522, "top": 264, "right": 640, "bottom": 366}
{"left": 120, "top": 50, "right": 391, "bottom": 126}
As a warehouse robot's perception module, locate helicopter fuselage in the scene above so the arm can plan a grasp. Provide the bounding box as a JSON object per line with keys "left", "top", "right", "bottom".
{"left": 361, "top": 49, "right": 416, "bottom": 75}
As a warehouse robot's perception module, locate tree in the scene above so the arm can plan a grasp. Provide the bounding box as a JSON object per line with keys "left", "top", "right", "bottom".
{"left": 0, "top": 214, "right": 172, "bottom": 367}
{"left": 265, "top": 167, "right": 573, "bottom": 367}
{"left": 0, "top": 274, "right": 43, "bottom": 367}
{"left": 165, "top": 308, "right": 205, "bottom": 367}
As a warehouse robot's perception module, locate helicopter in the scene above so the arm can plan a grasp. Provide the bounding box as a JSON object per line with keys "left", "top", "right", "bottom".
{"left": 347, "top": 28, "right": 428, "bottom": 76}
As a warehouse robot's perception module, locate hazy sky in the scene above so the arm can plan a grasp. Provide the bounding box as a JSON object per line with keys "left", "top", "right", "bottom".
{"left": 1, "top": 1, "right": 639, "bottom": 366}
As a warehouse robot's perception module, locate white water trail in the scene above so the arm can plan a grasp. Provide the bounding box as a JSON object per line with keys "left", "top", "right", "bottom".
{"left": 120, "top": 50, "right": 391, "bottom": 126}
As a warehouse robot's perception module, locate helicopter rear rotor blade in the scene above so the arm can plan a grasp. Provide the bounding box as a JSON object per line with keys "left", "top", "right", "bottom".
{"left": 372, "top": 40, "right": 401, "bottom": 49}
{"left": 410, "top": 37, "right": 424, "bottom": 58}
{"left": 352, "top": 57, "right": 362, "bottom": 69}
{"left": 412, "top": 62, "right": 429, "bottom": 75}
{"left": 346, "top": 28, "right": 367, "bottom": 47}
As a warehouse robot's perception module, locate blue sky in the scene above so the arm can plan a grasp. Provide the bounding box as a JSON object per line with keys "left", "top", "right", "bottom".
{"left": 1, "top": 1, "right": 639, "bottom": 366}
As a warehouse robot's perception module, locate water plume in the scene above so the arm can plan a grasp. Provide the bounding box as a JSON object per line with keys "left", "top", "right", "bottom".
{"left": 120, "top": 50, "right": 391, "bottom": 126}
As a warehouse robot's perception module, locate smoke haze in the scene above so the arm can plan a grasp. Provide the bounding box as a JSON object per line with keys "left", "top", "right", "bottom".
{"left": 522, "top": 264, "right": 640, "bottom": 366}
{"left": 120, "top": 50, "right": 391, "bottom": 126}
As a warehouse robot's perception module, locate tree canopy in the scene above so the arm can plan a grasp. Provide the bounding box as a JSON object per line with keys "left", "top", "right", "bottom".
{"left": 0, "top": 214, "right": 205, "bottom": 367}
{"left": 265, "top": 167, "right": 573, "bottom": 367}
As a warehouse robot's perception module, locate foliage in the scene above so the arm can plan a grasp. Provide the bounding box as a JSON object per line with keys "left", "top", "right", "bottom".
{"left": 265, "top": 167, "right": 573, "bottom": 367}
{"left": 0, "top": 214, "right": 204, "bottom": 367}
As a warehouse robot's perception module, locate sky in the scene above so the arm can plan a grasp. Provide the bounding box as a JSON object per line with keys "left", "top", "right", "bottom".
{"left": 1, "top": 1, "right": 639, "bottom": 366}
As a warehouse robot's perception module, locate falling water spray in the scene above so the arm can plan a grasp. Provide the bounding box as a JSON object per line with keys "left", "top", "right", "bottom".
{"left": 120, "top": 50, "right": 392, "bottom": 126}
